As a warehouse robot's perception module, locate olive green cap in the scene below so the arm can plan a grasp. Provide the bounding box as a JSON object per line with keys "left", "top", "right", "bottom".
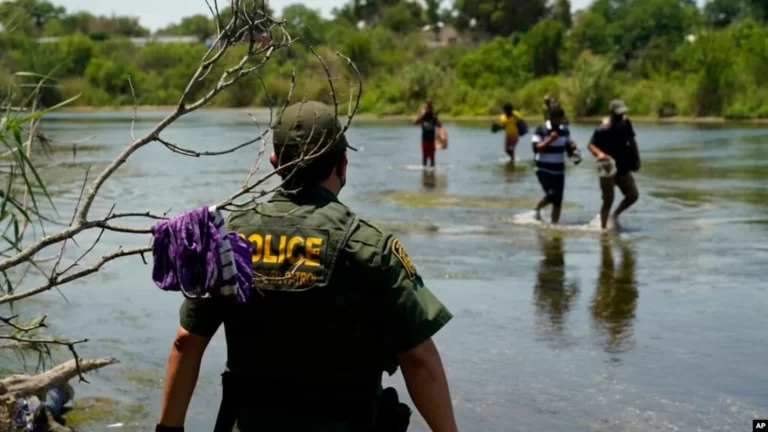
{"left": 272, "top": 101, "right": 356, "bottom": 158}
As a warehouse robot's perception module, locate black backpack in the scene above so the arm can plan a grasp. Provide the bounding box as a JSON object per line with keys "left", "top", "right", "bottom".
{"left": 516, "top": 117, "right": 529, "bottom": 136}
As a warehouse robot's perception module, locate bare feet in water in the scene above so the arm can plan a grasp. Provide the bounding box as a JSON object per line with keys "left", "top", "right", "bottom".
{"left": 609, "top": 215, "right": 622, "bottom": 231}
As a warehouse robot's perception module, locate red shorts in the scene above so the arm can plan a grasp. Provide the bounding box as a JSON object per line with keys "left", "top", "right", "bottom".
{"left": 422, "top": 140, "right": 436, "bottom": 160}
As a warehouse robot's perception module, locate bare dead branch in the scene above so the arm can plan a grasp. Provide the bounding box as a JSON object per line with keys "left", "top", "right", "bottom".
{"left": 18, "top": 95, "right": 40, "bottom": 237}
{"left": 0, "top": 315, "right": 47, "bottom": 333}
{"left": 128, "top": 76, "right": 138, "bottom": 141}
{"left": 58, "top": 204, "right": 115, "bottom": 277}
{"left": 0, "top": 247, "right": 150, "bottom": 305}
{"left": 156, "top": 135, "right": 266, "bottom": 158}
{"left": 0, "top": 335, "right": 85, "bottom": 349}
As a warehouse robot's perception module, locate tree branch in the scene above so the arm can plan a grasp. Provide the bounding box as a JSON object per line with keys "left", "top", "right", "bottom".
{"left": 0, "top": 247, "right": 150, "bottom": 305}
{"left": 0, "top": 357, "right": 118, "bottom": 397}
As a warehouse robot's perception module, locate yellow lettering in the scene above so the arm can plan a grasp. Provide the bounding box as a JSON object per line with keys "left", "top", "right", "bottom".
{"left": 277, "top": 236, "right": 287, "bottom": 263}
{"left": 305, "top": 237, "right": 322, "bottom": 267}
{"left": 286, "top": 237, "right": 305, "bottom": 265}
{"left": 251, "top": 271, "right": 319, "bottom": 287}
{"left": 248, "top": 234, "right": 263, "bottom": 262}
{"left": 263, "top": 235, "right": 277, "bottom": 263}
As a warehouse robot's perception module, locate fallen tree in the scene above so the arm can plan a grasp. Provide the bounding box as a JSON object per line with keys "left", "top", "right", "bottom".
{"left": 0, "top": 0, "right": 362, "bottom": 428}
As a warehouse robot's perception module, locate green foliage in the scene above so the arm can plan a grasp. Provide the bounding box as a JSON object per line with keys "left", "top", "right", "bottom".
{"left": 424, "top": 0, "right": 442, "bottom": 27}
{"left": 0, "top": 73, "right": 79, "bottom": 248}
{"left": 0, "top": 0, "right": 65, "bottom": 34}
{"left": 339, "top": 31, "right": 376, "bottom": 74}
{"left": 281, "top": 5, "right": 328, "bottom": 46}
{"left": 454, "top": 0, "right": 548, "bottom": 36}
{"left": 615, "top": 0, "right": 694, "bottom": 65}
{"left": 85, "top": 58, "right": 134, "bottom": 96}
{"left": 157, "top": 15, "right": 216, "bottom": 41}
{"left": 524, "top": 20, "right": 566, "bottom": 77}
{"left": 552, "top": 0, "right": 573, "bottom": 28}
{"left": 379, "top": 1, "right": 424, "bottom": 33}
{"left": 0, "top": 0, "right": 767, "bottom": 119}
{"left": 565, "top": 11, "right": 616, "bottom": 65}
{"left": 562, "top": 51, "right": 616, "bottom": 116}
{"left": 676, "top": 30, "right": 739, "bottom": 116}
{"left": 456, "top": 37, "right": 531, "bottom": 89}
{"left": 515, "top": 76, "right": 563, "bottom": 114}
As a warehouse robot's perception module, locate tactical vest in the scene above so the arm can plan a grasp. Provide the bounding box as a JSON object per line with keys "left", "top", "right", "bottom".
{"left": 222, "top": 190, "right": 387, "bottom": 415}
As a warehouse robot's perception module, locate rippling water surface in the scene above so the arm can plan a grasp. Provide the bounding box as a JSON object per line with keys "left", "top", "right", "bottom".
{"left": 6, "top": 109, "right": 767, "bottom": 431}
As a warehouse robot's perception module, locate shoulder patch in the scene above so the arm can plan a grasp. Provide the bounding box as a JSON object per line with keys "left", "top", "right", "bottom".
{"left": 391, "top": 238, "right": 417, "bottom": 280}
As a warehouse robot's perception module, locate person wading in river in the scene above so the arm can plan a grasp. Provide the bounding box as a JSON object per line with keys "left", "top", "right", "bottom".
{"left": 532, "top": 106, "right": 578, "bottom": 224}
{"left": 491, "top": 103, "right": 526, "bottom": 164}
{"left": 587, "top": 99, "right": 641, "bottom": 230}
{"left": 156, "top": 100, "right": 458, "bottom": 432}
{"left": 414, "top": 98, "right": 442, "bottom": 169}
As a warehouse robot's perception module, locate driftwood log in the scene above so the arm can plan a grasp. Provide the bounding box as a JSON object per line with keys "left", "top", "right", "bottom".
{"left": 0, "top": 357, "right": 117, "bottom": 432}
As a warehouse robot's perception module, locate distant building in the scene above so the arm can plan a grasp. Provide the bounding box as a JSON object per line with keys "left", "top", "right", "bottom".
{"left": 37, "top": 36, "right": 60, "bottom": 44}
{"left": 207, "top": 31, "right": 271, "bottom": 50}
{"left": 129, "top": 35, "right": 199, "bottom": 47}
{"left": 36, "top": 35, "right": 201, "bottom": 46}
{"left": 422, "top": 23, "right": 488, "bottom": 49}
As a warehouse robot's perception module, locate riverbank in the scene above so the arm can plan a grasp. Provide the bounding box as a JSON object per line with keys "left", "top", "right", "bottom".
{"left": 355, "top": 113, "right": 768, "bottom": 125}
{"left": 58, "top": 106, "right": 768, "bottom": 126}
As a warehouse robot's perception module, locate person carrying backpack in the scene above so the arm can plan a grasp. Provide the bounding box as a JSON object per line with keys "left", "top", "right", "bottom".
{"left": 492, "top": 103, "right": 528, "bottom": 164}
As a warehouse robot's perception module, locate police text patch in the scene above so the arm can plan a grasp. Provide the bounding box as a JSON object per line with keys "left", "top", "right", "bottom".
{"left": 391, "top": 238, "right": 416, "bottom": 280}
{"left": 240, "top": 228, "right": 330, "bottom": 290}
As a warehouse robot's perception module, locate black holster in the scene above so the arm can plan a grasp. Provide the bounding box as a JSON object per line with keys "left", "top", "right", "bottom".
{"left": 374, "top": 387, "right": 411, "bottom": 432}
{"left": 214, "top": 372, "right": 411, "bottom": 431}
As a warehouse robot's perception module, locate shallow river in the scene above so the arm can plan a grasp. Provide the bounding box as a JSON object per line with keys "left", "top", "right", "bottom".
{"left": 6, "top": 109, "right": 768, "bottom": 431}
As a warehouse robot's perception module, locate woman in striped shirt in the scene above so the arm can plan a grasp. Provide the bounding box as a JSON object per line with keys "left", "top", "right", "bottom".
{"left": 532, "top": 106, "right": 578, "bottom": 223}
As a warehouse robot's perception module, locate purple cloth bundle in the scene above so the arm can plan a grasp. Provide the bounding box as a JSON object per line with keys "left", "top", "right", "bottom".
{"left": 151, "top": 206, "right": 252, "bottom": 303}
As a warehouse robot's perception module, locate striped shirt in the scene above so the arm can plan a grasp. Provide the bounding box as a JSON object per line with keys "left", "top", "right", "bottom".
{"left": 532, "top": 120, "right": 570, "bottom": 174}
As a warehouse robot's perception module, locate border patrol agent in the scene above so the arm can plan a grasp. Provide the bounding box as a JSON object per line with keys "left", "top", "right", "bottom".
{"left": 156, "top": 101, "right": 458, "bottom": 432}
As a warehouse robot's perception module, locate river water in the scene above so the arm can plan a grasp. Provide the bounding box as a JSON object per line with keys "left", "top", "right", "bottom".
{"left": 7, "top": 109, "right": 767, "bottom": 431}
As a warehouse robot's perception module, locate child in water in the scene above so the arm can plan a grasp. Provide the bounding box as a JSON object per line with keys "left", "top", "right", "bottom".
{"left": 414, "top": 99, "right": 442, "bottom": 168}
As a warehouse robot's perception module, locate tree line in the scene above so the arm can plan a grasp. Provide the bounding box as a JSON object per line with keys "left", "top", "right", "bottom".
{"left": 1, "top": 0, "right": 768, "bottom": 119}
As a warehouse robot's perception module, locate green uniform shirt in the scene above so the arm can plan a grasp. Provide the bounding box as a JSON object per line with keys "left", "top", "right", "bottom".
{"left": 180, "top": 186, "right": 452, "bottom": 366}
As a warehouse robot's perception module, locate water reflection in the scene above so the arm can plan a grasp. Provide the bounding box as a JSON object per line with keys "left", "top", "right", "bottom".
{"left": 590, "top": 238, "right": 639, "bottom": 355}
{"left": 503, "top": 161, "right": 518, "bottom": 183}
{"left": 533, "top": 234, "right": 580, "bottom": 346}
{"left": 421, "top": 169, "right": 447, "bottom": 190}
